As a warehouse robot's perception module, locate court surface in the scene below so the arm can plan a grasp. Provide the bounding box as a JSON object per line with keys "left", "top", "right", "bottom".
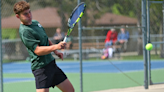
{"left": 3, "top": 60, "right": 164, "bottom": 83}
{"left": 92, "top": 84, "right": 164, "bottom": 92}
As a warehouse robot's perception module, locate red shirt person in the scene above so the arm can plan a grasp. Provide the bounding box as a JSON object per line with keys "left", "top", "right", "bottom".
{"left": 105, "top": 28, "right": 118, "bottom": 48}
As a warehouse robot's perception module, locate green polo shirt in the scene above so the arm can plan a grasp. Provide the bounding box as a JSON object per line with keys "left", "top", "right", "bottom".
{"left": 19, "top": 20, "right": 54, "bottom": 70}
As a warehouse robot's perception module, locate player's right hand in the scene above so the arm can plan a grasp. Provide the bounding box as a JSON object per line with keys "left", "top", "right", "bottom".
{"left": 57, "top": 41, "right": 66, "bottom": 49}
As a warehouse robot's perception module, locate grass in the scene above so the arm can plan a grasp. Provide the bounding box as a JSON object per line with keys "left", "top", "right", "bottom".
{"left": 3, "top": 69, "right": 164, "bottom": 92}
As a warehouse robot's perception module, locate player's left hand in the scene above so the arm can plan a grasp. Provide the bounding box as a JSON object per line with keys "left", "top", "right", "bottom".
{"left": 55, "top": 52, "right": 63, "bottom": 60}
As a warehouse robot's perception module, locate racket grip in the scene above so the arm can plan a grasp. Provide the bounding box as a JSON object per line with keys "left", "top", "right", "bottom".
{"left": 63, "top": 36, "right": 67, "bottom": 42}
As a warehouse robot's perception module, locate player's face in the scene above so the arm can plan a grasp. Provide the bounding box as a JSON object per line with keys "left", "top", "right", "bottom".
{"left": 18, "top": 9, "right": 32, "bottom": 25}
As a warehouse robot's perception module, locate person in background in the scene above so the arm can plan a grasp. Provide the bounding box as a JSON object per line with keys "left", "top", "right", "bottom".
{"left": 104, "top": 28, "right": 118, "bottom": 48}
{"left": 53, "top": 28, "right": 65, "bottom": 44}
{"left": 13, "top": 1, "right": 74, "bottom": 92}
{"left": 115, "top": 27, "right": 129, "bottom": 52}
{"left": 101, "top": 28, "right": 118, "bottom": 59}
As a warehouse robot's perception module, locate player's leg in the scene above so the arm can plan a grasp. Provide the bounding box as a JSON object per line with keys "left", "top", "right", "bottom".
{"left": 52, "top": 61, "right": 74, "bottom": 92}
{"left": 32, "top": 68, "right": 50, "bottom": 92}
{"left": 36, "top": 88, "right": 49, "bottom": 92}
{"left": 56, "top": 79, "right": 74, "bottom": 92}
{"left": 32, "top": 61, "right": 57, "bottom": 92}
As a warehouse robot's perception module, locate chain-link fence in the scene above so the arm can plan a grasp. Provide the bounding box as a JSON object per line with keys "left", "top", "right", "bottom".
{"left": 0, "top": 0, "right": 148, "bottom": 60}
{"left": 1, "top": 0, "right": 164, "bottom": 92}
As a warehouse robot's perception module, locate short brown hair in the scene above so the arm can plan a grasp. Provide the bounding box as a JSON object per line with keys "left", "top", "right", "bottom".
{"left": 13, "top": 1, "right": 30, "bottom": 14}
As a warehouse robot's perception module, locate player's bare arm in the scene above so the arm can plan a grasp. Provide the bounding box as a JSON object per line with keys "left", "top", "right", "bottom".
{"left": 34, "top": 41, "right": 66, "bottom": 56}
{"left": 48, "top": 39, "right": 63, "bottom": 54}
{"left": 48, "top": 40, "right": 64, "bottom": 60}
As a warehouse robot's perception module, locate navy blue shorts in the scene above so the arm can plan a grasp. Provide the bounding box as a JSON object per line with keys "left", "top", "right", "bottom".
{"left": 32, "top": 60, "right": 67, "bottom": 89}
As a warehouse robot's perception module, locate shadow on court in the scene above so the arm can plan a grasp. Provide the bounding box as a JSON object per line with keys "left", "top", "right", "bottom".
{"left": 92, "top": 84, "right": 164, "bottom": 92}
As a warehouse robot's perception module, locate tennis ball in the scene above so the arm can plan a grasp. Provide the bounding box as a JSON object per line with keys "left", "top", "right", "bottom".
{"left": 145, "top": 43, "right": 153, "bottom": 51}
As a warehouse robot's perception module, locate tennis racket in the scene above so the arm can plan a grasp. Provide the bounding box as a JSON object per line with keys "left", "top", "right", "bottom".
{"left": 63, "top": 2, "right": 86, "bottom": 42}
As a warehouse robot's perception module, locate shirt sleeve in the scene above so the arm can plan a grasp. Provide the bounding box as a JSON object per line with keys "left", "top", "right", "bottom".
{"left": 21, "top": 30, "right": 40, "bottom": 52}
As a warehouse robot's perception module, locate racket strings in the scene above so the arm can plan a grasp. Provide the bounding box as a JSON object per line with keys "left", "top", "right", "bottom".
{"left": 65, "top": 2, "right": 86, "bottom": 39}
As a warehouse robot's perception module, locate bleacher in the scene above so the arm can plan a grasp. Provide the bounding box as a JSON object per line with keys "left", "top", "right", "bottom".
{"left": 4, "top": 35, "right": 148, "bottom": 61}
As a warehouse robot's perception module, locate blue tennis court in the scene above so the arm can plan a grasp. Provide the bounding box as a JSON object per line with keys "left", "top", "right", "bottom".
{"left": 3, "top": 60, "right": 164, "bottom": 83}
{"left": 3, "top": 60, "right": 164, "bottom": 73}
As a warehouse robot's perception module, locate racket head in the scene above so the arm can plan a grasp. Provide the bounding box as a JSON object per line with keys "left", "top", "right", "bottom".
{"left": 67, "top": 2, "right": 86, "bottom": 35}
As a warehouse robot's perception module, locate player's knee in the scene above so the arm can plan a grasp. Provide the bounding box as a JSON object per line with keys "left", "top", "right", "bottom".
{"left": 70, "top": 87, "right": 75, "bottom": 92}
{"left": 69, "top": 86, "right": 75, "bottom": 92}
{"left": 63, "top": 87, "right": 74, "bottom": 92}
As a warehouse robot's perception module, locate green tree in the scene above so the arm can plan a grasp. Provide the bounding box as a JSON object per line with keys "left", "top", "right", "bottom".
{"left": 2, "top": 29, "right": 17, "bottom": 39}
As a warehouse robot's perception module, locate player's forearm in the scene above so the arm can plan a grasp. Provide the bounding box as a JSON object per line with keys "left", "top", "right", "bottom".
{"left": 49, "top": 40, "right": 59, "bottom": 54}
{"left": 34, "top": 45, "right": 58, "bottom": 56}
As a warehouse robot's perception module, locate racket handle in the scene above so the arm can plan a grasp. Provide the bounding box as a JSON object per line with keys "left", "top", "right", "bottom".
{"left": 63, "top": 36, "right": 67, "bottom": 42}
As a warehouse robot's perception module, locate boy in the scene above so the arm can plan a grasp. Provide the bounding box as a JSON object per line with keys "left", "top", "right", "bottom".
{"left": 13, "top": 1, "right": 74, "bottom": 92}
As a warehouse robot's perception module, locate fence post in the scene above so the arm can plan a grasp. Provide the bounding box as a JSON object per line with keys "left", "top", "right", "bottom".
{"left": 142, "top": 0, "right": 148, "bottom": 89}
{"left": 161, "top": 0, "right": 164, "bottom": 57}
{"left": 147, "top": 0, "right": 153, "bottom": 85}
{"left": 77, "top": 0, "right": 83, "bottom": 92}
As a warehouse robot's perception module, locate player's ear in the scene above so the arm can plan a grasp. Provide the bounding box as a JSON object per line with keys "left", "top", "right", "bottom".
{"left": 16, "top": 14, "right": 20, "bottom": 19}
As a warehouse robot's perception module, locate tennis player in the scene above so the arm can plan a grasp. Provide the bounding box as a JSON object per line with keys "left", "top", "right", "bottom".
{"left": 13, "top": 1, "right": 74, "bottom": 92}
